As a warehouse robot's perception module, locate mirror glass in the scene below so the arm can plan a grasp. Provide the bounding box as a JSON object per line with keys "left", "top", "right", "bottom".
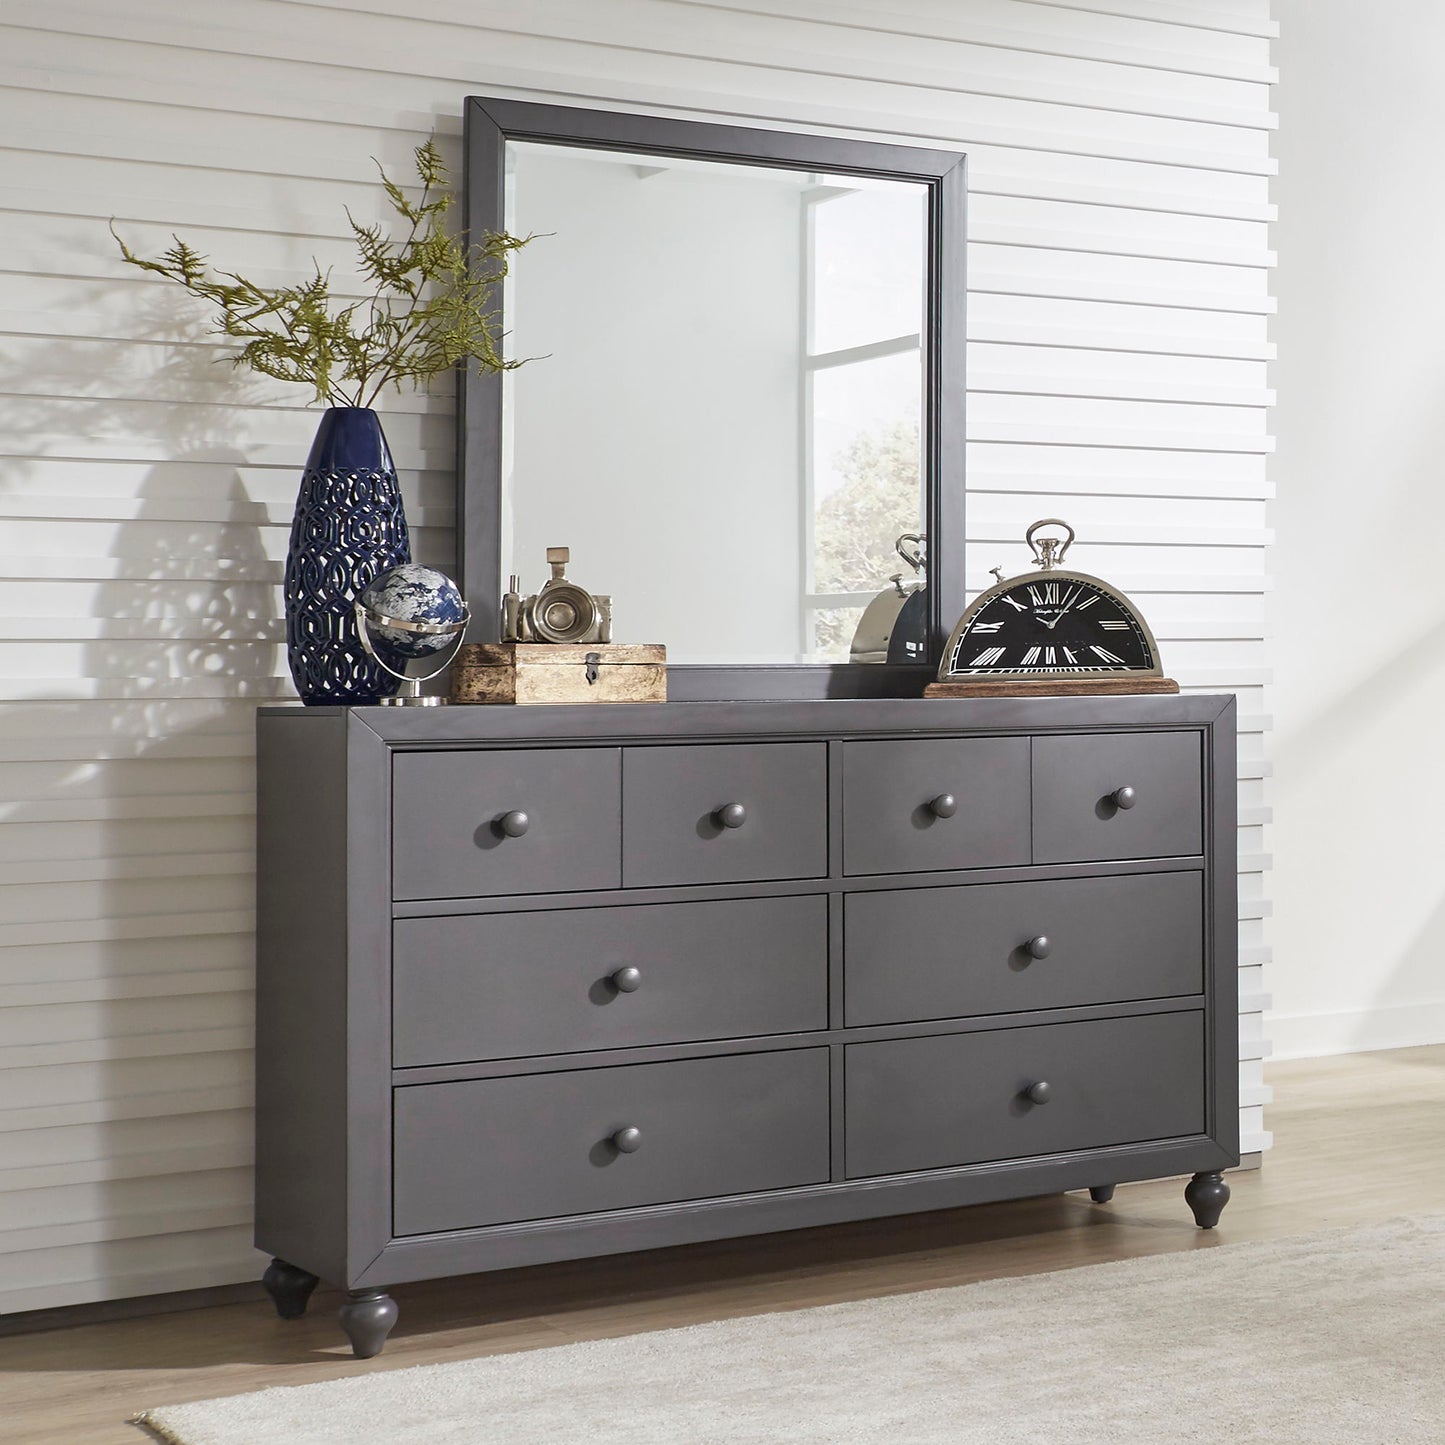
{"left": 501, "top": 140, "right": 929, "bottom": 665}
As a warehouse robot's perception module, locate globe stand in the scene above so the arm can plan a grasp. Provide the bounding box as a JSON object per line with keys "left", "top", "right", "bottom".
{"left": 354, "top": 602, "right": 470, "bottom": 706}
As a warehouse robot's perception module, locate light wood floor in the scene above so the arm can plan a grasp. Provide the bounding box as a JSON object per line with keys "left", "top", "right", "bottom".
{"left": 4, "top": 1045, "right": 1442, "bottom": 1444}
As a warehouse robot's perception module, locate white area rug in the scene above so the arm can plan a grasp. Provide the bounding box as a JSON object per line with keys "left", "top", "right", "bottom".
{"left": 137, "top": 1215, "right": 1445, "bottom": 1444}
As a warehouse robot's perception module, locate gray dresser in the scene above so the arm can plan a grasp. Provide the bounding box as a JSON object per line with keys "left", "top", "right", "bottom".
{"left": 255, "top": 694, "right": 1238, "bottom": 1356}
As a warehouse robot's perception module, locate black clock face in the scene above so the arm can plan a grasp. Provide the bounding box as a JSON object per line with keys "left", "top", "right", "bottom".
{"left": 943, "top": 574, "right": 1156, "bottom": 676}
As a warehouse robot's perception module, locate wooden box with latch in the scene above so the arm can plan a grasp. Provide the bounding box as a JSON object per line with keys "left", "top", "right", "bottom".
{"left": 449, "top": 642, "right": 667, "bottom": 705}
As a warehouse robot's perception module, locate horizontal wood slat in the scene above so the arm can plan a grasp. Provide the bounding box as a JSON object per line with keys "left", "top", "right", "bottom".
{"left": 0, "top": 1028, "right": 255, "bottom": 1074}
{"left": 665, "top": 0, "right": 1277, "bottom": 82}
{"left": 1026, "top": 2, "right": 1276, "bottom": 41}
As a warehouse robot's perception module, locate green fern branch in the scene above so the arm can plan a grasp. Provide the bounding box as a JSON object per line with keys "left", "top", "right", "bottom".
{"left": 110, "top": 139, "right": 531, "bottom": 410}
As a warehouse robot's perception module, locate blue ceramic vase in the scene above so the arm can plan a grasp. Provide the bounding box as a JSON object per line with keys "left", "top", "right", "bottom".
{"left": 284, "top": 407, "right": 412, "bottom": 704}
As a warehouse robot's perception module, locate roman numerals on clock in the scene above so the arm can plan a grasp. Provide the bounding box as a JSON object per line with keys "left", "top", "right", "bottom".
{"left": 1024, "top": 581, "right": 1088, "bottom": 609}
{"left": 942, "top": 572, "right": 1157, "bottom": 678}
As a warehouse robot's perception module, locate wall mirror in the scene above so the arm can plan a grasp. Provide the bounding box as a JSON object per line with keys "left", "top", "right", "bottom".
{"left": 462, "top": 97, "right": 966, "bottom": 698}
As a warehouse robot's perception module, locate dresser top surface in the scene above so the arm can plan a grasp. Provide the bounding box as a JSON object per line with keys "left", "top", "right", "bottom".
{"left": 257, "top": 693, "right": 1235, "bottom": 744}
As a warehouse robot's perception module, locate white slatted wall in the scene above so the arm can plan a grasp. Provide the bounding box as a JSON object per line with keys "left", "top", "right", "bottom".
{"left": 0, "top": 0, "right": 1274, "bottom": 1312}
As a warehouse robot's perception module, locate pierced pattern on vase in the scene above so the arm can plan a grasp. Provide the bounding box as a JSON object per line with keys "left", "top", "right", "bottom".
{"left": 284, "top": 440, "right": 412, "bottom": 705}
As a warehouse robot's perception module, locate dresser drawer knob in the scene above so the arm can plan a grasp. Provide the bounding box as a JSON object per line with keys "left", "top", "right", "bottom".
{"left": 928, "top": 793, "right": 957, "bottom": 819}
{"left": 609, "top": 966, "right": 642, "bottom": 994}
{"left": 610, "top": 1126, "right": 643, "bottom": 1153}
{"left": 1024, "top": 935, "right": 1052, "bottom": 960}
{"left": 1110, "top": 786, "right": 1137, "bottom": 811}
{"left": 496, "top": 810, "right": 530, "bottom": 838}
{"left": 1022, "top": 1081, "right": 1053, "bottom": 1106}
{"left": 714, "top": 802, "right": 748, "bottom": 830}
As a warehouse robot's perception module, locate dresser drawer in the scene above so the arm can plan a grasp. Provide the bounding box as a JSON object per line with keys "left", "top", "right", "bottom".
{"left": 845, "top": 871, "right": 1202, "bottom": 1026}
{"left": 841, "top": 737, "right": 1030, "bottom": 876}
{"left": 845, "top": 1012, "right": 1204, "bottom": 1178}
{"left": 393, "top": 1048, "right": 831, "bottom": 1234}
{"left": 1033, "top": 731, "right": 1202, "bottom": 864}
{"left": 622, "top": 743, "right": 827, "bottom": 887}
{"left": 392, "top": 747, "right": 620, "bottom": 900}
{"left": 393, "top": 895, "right": 828, "bottom": 1066}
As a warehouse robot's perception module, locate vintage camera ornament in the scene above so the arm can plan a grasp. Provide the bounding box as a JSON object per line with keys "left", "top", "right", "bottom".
{"left": 502, "top": 547, "right": 613, "bottom": 645}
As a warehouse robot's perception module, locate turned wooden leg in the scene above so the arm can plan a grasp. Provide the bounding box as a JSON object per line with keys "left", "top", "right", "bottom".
{"left": 1185, "top": 1170, "right": 1231, "bottom": 1229}
{"left": 339, "top": 1289, "right": 398, "bottom": 1359}
{"left": 1089, "top": 1185, "right": 1116, "bottom": 1204}
{"left": 261, "top": 1259, "right": 319, "bottom": 1320}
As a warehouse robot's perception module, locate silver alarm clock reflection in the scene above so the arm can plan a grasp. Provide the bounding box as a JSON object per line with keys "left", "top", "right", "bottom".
{"left": 354, "top": 563, "right": 471, "bottom": 706}
{"left": 849, "top": 534, "right": 928, "bottom": 664}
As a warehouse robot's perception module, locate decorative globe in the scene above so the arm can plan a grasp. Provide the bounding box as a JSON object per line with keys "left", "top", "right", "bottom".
{"left": 357, "top": 564, "right": 467, "bottom": 664}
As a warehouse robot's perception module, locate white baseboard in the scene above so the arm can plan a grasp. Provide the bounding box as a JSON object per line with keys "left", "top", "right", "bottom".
{"left": 1267, "top": 1000, "right": 1445, "bottom": 1061}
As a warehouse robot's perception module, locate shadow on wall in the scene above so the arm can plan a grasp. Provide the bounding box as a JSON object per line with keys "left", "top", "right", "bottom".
{"left": 0, "top": 282, "right": 279, "bottom": 1310}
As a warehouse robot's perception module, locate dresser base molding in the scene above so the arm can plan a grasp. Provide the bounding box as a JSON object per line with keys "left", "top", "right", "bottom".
{"left": 269, "top": 1155, "right": 1237, "bottom": 1356}
{"left": 256, "top": 694, "right": 1238, "bottom": 1356}
{"left": 347, "top": 1137, "right": 1236, "bottom": 1291}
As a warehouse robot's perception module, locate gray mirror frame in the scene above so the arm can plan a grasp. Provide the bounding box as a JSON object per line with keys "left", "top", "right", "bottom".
{"left": 461, "top": 95, "right": 966, "bottom": 700}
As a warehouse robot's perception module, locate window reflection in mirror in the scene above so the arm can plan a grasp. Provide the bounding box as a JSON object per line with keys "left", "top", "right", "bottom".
{"left": 502, "top": 140, "right": 926, "bottom": 664}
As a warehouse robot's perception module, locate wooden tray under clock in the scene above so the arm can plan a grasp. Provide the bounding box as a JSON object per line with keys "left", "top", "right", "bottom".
{"left": 925, "top": 676, "right": 1180, "bottom": 699}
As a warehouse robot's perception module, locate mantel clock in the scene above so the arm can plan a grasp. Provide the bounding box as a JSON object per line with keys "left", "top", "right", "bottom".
{"left": 926, "top": 519, "right": 1178, "bottom": 698}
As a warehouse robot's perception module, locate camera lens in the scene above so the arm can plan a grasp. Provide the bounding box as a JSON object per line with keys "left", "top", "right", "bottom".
{"left": 529, "top": 582, "right": 601, "bottom": 643}
{"left": 543, "top": 599, "right": 579, "bottom": 631}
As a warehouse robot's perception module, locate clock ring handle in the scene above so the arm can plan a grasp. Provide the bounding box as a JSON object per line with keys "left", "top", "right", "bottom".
{"left": 1025, "top": 518, "right": 1075, "bottom": 571}
{"left": 895, "top": 532, "right": 927, "bottom": 575}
